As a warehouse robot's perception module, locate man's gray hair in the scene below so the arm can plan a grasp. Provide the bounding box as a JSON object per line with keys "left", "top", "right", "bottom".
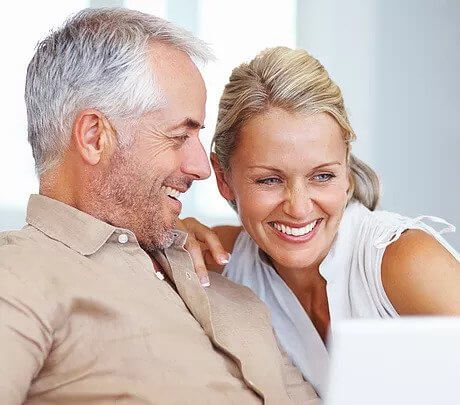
{"left": 25, "top": 7, "right": 213, "bottom": 175}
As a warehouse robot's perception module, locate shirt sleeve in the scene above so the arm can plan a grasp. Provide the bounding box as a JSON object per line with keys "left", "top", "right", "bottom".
{"left": 0, "top": 265, "right": 53, "bottom": 404}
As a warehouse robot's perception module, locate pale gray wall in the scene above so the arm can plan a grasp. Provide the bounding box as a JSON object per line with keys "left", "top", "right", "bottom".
{"left": 0, "top": 209, "right": 26, "bottom": 230}
{"left": 297, "top": 0, "right": 460, "bottom": 248}
{"left": 90, "top": 0, "right": 123, "bottom": 7}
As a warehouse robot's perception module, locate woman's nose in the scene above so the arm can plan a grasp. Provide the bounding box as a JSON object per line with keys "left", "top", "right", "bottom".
{"left": 282, "top": 187, "right": 314, "bottom": 219}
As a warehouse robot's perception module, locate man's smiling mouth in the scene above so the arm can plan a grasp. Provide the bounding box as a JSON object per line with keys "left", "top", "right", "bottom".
{"left": 161, "top": 185, "right": 182, "bottom": 200}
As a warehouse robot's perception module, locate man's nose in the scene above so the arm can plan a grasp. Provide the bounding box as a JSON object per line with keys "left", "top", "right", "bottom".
{"left": 282, "top": 186, "right": 314, "bottom": 219}
{"left": 181, "top": 137, "right": 211, "bottom": 180}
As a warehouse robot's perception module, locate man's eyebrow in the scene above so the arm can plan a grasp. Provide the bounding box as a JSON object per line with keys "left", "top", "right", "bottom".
{"left": 168, "top": 118, "right": 205, "bottom": 131}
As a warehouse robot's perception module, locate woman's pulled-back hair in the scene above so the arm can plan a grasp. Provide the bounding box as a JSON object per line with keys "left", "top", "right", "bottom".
{"left": 212, "top": 46, "right": 379, "bottom": 210}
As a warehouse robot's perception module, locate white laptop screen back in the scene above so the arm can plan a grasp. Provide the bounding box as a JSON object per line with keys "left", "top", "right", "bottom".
{"left": 326, "top": 318, "right": 460, "bottom": 405}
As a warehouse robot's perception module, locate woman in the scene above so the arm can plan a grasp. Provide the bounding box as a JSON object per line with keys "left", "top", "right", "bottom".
{"left": 180, "top": 47, "right": 460, "bottom": 397}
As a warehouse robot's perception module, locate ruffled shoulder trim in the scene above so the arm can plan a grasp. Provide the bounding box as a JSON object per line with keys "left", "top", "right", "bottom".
{"left": 372, "top": 212, "right": 456, "bottom": 249}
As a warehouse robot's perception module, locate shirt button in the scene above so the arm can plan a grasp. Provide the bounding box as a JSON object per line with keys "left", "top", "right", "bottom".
{"left": 185, "top": 272, "right": 192, "bottom": 280}
{"left": 118, "top": 233, "right": 129, "bottom": 244}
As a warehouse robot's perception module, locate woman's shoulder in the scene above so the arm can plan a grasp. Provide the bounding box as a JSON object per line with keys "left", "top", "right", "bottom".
{"left": 381, "top": 226, "right": 460, "bottom": 314}
{"left": 358, "top": 204, "right": 457, "bottom": 253}
{"left": 350, "top": 203, "right": 459, "bottom": 315}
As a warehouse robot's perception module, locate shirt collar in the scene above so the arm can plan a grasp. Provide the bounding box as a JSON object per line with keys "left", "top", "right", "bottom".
{"left": 26, "top": 194, "right": 117, "bottom": 255}
{"left": 26, "top": 194, "right": 189, "bottom": 257}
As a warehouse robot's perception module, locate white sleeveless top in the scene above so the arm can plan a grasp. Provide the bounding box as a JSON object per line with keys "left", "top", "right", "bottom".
{"left": 223, "top": 201, "right": 459, "bottom": 397}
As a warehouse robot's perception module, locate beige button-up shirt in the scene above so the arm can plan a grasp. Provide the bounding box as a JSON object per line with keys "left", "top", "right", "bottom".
{"left": 0, "top": 195, "right": 319, "bottom": 404}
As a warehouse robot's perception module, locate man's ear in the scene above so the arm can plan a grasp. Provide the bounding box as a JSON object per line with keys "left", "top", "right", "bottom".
{"left": 211, "top": 153, "right": 235, "bottom": 201}
{"left": 72, "top": 109, "right": 115, "bottom": 165}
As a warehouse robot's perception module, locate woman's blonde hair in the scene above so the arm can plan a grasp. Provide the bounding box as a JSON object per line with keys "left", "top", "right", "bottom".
{"left": 212, "top": 46, "right": 379, "bottom": 210}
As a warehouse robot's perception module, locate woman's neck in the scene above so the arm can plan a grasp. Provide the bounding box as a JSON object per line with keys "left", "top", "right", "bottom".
{"left": 272, "top": 259, "right": 331, "bottom": 343}
{"left": 273, "top": 261, "right": 324, "bottom": 299}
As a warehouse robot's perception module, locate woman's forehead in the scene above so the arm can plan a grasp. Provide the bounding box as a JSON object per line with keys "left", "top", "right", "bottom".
{"left": 234, "top": 109, "right": 347, "bottom": 167}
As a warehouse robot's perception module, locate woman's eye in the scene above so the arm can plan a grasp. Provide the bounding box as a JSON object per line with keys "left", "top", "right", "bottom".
{"left": 256, "top": 177, "right": 282, "bottom": 185}
{"left": 312, "top": 173, "right": 335, "bottom": 182}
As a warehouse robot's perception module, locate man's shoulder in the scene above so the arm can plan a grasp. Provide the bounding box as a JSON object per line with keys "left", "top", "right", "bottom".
{"left": 1, "top": 225, "right": 54, "bottom": 253}
{"left": 0, "top": 225, "right": 74, "bottom": 277}
{"left": 207, "top": 271, "right": 269, "bottom": 315}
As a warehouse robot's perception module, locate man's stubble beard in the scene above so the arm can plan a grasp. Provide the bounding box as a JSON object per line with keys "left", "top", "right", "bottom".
{"left": 85, "top": 148, "right": 176, "bottom": 253}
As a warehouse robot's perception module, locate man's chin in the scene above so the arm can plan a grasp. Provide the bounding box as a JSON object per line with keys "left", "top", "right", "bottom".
{"left": 157, "top": 231, "right": 175, "bottom": 250}
{"left": 140, "top": 228, "right": 175, "bottom": 253}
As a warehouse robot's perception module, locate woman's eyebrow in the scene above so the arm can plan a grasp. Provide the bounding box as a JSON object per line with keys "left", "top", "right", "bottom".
{"left": 311, "top": 161, "right": 342, "bottom": 170}
{"left": 247, "top": 165, "right": 283, "bottom": 173}
{"left": 248, "top": 162, "right": 342, "bottom": 171}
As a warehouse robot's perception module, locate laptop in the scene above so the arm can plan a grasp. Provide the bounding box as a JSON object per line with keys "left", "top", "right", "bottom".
{"left": 325, "top": 317, "right": 460, "bottom": 405}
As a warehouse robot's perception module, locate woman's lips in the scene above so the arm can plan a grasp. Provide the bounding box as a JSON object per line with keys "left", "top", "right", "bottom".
{"left": 269, "top": 218, "right": 322, "bottom": 243}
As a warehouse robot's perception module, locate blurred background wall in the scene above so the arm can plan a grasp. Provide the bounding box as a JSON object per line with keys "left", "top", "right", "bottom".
{"left": 297, "top": 0, "right": 460, "bottom": 247}
{"left": 1, "top": 0, "right": 459, "bottom": 248}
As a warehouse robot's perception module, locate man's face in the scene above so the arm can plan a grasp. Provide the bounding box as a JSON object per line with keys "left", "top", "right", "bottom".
{"left": 89, "top": 43, "right": 210, "bottom": 252}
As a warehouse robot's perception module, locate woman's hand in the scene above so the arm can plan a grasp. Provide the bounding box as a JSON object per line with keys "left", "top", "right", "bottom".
{"left": 176, "top": 217, "right": 232, "bottom": 287}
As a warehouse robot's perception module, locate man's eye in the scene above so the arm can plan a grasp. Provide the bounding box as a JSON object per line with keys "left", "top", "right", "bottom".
{"left": 175, "top": 134, "right": 189, "bottom": 142}
{"left": 312, "top": 173, "right": 335, "bottom": 182}
{"left": 256, "top": 177, "right": 282, "bottom": 185}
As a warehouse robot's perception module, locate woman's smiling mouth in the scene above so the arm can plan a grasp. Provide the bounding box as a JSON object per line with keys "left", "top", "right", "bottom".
{"left": 268, "top": 219, "right": 322, "bottom": 243}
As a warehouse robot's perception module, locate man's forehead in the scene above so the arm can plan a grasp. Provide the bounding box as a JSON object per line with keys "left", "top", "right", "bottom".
{"left": 147, "top": 41, "right": 199, "bottom": 76}
{"left": 146, "top": 44, "right": 205, "bottom": 91}
{"left": 144, "top": 41, "right": 206, "bottom": 131}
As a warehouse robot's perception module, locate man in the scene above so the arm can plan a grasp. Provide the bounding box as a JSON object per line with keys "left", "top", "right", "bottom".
{"left": 0, "top": 8, "right": 319, "bottom": 405}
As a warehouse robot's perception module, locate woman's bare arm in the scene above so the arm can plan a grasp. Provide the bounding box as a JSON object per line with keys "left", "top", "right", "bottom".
{"left": 381, "top": 229, "right": 460, "bottom": 314}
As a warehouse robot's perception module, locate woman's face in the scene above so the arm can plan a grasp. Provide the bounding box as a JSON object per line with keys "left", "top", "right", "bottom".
{"left": 219, "top": 108, "right": 350, "bottom": 272}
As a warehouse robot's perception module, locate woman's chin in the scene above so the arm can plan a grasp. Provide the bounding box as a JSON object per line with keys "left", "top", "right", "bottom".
{"left": 270, "top": 253, "right": 320, "bottom": 273}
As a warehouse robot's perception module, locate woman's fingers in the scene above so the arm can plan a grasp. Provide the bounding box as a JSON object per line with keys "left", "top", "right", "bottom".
{"left": 178, "top": 217, "right": 232, "bottom": 287}
{"left": 177, "top": 218, "right": 212, "bottom": 286}
{"left": 183, "top": 218, "right": 231, "bottom": 266}
{"left": 201, "top": 229, "right": 231, "bottom": 266}
{"left": 186, "top": 238, "right": 211, "bottom": 287}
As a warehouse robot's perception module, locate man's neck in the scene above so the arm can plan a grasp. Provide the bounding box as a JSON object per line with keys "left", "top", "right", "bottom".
{"left": 39, "top": 167, "right": 78, "bottom": 209}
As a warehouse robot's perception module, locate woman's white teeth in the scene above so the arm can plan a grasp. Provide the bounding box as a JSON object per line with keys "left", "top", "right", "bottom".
{"left": 161, "top": 186, "right": 181, "bottom": 199}
{"left": 272, "top": 220, "right": 317, "bottom": 236}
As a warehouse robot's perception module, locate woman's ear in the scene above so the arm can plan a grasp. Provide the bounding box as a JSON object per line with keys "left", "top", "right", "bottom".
{"left": 347, "top": 167, "right": 355, "bottom": 202}
{"left": 72, "top": 109, "right": 116, "bottom": 165}
{"left": 211, "top": 153, "right": 235, "bottom": 201}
